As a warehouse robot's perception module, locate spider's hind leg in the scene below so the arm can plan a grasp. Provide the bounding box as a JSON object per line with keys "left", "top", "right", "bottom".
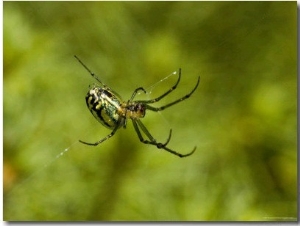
{"left": 132, "top": 119, "right": 196, "bottom": 158}
{"left": 79, "top": 118, "right": 123, "bottom": 146}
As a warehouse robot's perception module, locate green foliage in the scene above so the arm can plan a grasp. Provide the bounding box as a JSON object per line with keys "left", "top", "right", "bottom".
{"left": 3, "top": 2, "right": 297, "bottom": 221}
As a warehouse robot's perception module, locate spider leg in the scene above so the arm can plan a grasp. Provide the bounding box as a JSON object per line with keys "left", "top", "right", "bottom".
{"left": 157, "top": 128, "right": 172, "bottom": 148}
{"left": 132, "top": 119, "right": 170, "bottom": 148}
{"left": 161, "top": 145, "right": 196, "bottom": 158}
{"left": 79, "top": 118, "right": 122, "bottom": 146}
{"left": 74, "top": 55, "right": 106, "bottom": 87}
{"left": 145, "top": 76, "right": 200, "bottom": 112}
{"left": 132, "top": 119, "right": 196, "bottom": 158}
{"left": 129, "top": 87, "right": 146, "bottom": 102}
{"left": 135, "top": 68, "right": 181, "bottom": 103}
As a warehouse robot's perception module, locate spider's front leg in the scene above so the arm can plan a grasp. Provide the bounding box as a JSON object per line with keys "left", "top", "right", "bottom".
{"left": 129, "top": 87, "right": 146, "bottom": 102}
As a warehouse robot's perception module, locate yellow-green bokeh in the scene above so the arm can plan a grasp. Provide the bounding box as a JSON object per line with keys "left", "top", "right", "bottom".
{"left": 4, "top": 2, "right": 297, "bottom": 221}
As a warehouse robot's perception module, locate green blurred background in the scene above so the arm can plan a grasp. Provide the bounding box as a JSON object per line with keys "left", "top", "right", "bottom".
{"left": 3, "top": 2, "right": 297, "bottom": 221}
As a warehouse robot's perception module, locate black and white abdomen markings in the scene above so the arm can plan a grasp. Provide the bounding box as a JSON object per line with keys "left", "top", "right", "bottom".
{"left": 86, "top": 87, "right": 121, "bottom": 129}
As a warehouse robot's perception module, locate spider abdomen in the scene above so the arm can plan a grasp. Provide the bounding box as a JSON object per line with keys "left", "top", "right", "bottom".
{"left": 86, "top": 87, "right": 122, "bottom": 129}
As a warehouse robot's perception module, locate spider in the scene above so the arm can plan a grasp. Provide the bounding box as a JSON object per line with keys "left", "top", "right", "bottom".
{"left": 75, "top": 55, "right": 200, "bottom": 158}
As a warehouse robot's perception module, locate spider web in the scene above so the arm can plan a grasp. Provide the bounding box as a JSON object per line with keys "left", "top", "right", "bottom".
{"left": 5, "top": 142, "right": 78, "bottom": 198}
{"left": 4, "top": 71, "right": 180, "bottom": 218}
{"left": 4, "top": 2, "right": 295, "bottom": 221}
{"left": 144, "top": 71, "right": 177, "bottom": 95}
{"left": 135, "top": 70, "right": 178, "bottom": 129}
